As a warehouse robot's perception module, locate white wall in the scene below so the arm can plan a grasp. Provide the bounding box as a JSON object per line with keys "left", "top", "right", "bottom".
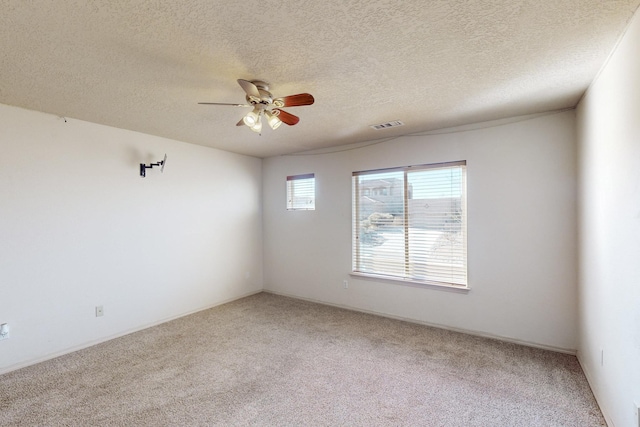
{"left": 576, "top": 10, "right": 640, "bottom": 427}
{"left": 0, "top": 104, "right": 263, "bottom": 373}
{"left": 263, "top": 111, "right": 578, "bottom": 352}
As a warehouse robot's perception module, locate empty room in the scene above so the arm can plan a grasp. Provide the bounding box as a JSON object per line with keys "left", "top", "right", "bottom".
{"left": 1, "top": 1, "right": 639, "bottom": 426}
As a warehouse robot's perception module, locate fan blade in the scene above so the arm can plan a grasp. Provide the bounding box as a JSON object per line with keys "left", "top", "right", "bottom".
{"left": 274, "top": 109, "right": 300, "bottom": 126}
{"left": 274, "top": 93, "right": 315, "bottom": 107}
{"left": 237, "top": 79, "right": 261, "bottom": 98}
{"left": 236, "top": 118, "right": 245, "bottom": 126}
{"left": 198, "top": 102, "right": 251, "bottom": 107}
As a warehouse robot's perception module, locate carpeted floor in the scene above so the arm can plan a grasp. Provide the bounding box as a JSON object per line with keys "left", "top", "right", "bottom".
{"left": 0, "top": 292, "right": 604, "bottom": 426}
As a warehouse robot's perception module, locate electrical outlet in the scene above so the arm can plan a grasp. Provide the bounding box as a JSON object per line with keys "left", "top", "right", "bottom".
{"left": 0, "top": 323, "right": 9, "bottom": 340}
{"left": 96, "top": 306, "right": 104, "bottom": 317}
{"left": 343, "top": 280, "right": 349, "bottom": 289}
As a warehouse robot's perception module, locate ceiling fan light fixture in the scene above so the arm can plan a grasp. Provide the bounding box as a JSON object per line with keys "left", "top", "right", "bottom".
{"left": 250, "top": 120, "right": 262, "bottom": 133}
{"left": 265, "top": 111, "right": 282, "bottom": 130}
{"left": 243, "top": 110, "right": 259, "bottom": 127}
{"left": 249, "top": 111, "right": 263, "bottom": 133}
{"left": 200, "top": 79, "right": 313, "bottom": 132}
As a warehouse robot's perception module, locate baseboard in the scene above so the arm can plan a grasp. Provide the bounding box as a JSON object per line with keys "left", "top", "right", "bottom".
{"left": 3, "top": 288, "right": 577, "bottom": 377}
{"left": 0, "top": 289, "right": 263, "bottom": 376}
{"left": 576, "top": 351, "right": 614, "bottom": 427}
{"left": 264, "top": 289, "right": 577, "bottom": 356}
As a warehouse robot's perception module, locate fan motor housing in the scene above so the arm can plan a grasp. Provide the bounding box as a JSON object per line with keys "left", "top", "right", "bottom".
{"left": 246, "top": 81, "right": 273, "bottom": 107}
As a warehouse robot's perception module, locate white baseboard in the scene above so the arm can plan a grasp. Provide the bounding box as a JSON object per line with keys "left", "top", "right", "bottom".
{"left": 264, "top": 289, "right": 577, "bottom": 356}
{"left": 0, "top": 289, "right": 262, "bottom": 376}
{"left": 576, "top": 351, "right": 614, "bottom": 427}
{"left": 2, "top": 288, "right": 577, "bottom": 377}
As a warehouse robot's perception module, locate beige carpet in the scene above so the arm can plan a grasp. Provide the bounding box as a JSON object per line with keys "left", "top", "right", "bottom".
{"left": 0, "top": 292, "right": 604, "bottom": 426}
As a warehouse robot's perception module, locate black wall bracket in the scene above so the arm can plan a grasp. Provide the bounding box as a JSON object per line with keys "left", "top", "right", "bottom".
{"left": 140, "top": 154, "right": 167, "bottom": 178}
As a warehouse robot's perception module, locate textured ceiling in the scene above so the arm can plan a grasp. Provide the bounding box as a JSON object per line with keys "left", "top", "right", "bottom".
{"left": 1, "top": 1, "right": 639, "bottom": 158}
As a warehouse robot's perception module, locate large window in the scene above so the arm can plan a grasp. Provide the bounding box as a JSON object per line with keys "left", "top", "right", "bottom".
{"left": 287, "top": 173, "right": 315, "bottom": 210}
{"left": 352, "top": 161, "right": 467, "bottom": 288}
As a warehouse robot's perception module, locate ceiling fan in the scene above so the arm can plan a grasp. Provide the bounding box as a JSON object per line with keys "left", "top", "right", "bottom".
{"left": 199, "top": 79, "right": 315, "bottom": 133}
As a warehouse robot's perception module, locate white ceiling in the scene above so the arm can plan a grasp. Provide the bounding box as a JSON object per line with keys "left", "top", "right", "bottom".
{"left": 1, "top": 1, "right": 639, "bottom": 158}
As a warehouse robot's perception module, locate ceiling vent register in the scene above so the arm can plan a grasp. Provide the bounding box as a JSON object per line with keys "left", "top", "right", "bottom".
{"left": 370, "top": 120, "right": 404, "bottom": 130}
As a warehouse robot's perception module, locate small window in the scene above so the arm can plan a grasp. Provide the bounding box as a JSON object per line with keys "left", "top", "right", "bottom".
{"left": 352, "top": 161, "right": 467, "bottom": 288}
{"left": 287, "top": 173, "right": 315, "bottom": 210}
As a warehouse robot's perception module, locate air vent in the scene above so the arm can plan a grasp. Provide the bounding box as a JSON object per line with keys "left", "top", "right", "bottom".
{"left": 370, "top": 120, "right": 404, "bottom": 130}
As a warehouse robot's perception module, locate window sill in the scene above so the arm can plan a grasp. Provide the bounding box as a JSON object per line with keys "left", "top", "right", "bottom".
{"left": 349, "top": 272, "right": 470, "bottom": 293}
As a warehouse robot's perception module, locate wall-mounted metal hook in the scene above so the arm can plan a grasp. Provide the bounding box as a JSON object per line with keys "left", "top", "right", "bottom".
{"left": 140, "top": 154, "right": 167, "bottom": 178}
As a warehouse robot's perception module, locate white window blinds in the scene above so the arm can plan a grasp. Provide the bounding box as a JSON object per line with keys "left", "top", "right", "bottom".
{"left": 352, "top": 161, "right": 467, "bottom": 288}
{"left": 287, "top": 173, "right": 315, "bottom": 210}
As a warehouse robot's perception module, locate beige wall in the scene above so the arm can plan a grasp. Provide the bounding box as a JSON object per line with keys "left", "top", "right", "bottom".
{"left": 263, "top": 110, "right": 578, "bottom": 352}
{"left": 576, "top": 9, "right": 640, "bottom": 427}
{"left": 0, "top": 104, "right": 263, "bottom": 373}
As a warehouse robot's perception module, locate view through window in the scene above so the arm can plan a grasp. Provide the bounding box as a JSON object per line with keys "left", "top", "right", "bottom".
{"left": 352, "top": 161, "right": 467, "bottom": 288}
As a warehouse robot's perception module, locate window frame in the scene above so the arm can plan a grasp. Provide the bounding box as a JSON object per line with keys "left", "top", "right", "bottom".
{"left": 351, "top": 161, "right": 468, "bottom": 290}
{"left": 286, "top": 173, "right": 316, "bottom": 211}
